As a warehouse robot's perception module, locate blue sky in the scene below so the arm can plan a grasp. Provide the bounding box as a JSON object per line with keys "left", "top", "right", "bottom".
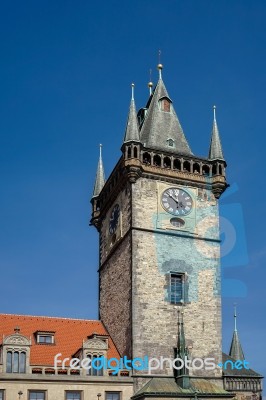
{"left": 0, "top": 0, "right": 265, "bottom": 380}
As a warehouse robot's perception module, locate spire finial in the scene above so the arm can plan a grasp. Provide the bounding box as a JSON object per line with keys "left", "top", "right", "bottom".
{"left": 213, "top": 105, "right": 217, "bottom": 121}
{"left": 157, "top": 63, "right": 163, "bottom": 79}
{"left": 234, "top": 303, "right": 237, "bottom": 332}
{"left": 131, "top": 83, "right": 135, "bottom": 101}
{"left": 158, "top": 50, "right": 163, "bottom": 79}
{"left": 148, "top": 68, "right": 153, "bottom": 95}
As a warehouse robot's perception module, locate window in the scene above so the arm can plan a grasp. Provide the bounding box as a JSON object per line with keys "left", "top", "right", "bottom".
{"left": 29, "top": 392, "right": 45, "bottom": 400}
{"left": 66, "top": 392, "right": 81, "bottom": 400}
{"left": 87, "top": 355, "right": 103, "bottom": 376}
{"left": 161, "top": 98, "right": 171, "bottom": 112}
{"left": 106, "top": 393, "right": 120, "bottom": 400}
{"left": 38, "top": 335, "right": 53, "bottom": 344}
{"left": 170, "top": 274, "right": 184, "bottom": 304}
{"left": 0, "top": 390, "right": 4, "bottom": 400}
{"left": 6, "top": 351, "right": 26, "bottom": 373}
{"left": 36, "top": 332, "right": 54, "bottom": 344}
{"left": 167, "top": 138, "right": 174, "bottom": 147}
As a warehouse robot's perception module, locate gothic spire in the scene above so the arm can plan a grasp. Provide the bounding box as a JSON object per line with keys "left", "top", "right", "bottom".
{"left": 177, "top": 310, "right": 186, "bottom": 359}
{"left": 92, "top": 144, "right": 105, "bottom": 198}
{"left": 208, "top": 106, "right": 225, "bottom": 160}
{"left": 140, "top": 64, "right": 192, "bottom": 155}
{"left": 229, "top": 306, "right": 245, "bottom": 361}
{"left": 176, "top": 310, "right": 190, "bottom": 388}
{"left": 123, "top": 83, "right": 140, "bottom": 143}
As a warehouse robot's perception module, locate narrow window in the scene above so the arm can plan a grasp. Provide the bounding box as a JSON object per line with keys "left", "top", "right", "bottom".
{"left": 170, "top": 274, "right": 184, "bottom": 304}
{"left": 19, "top": 352, "right": 26, "bottom": 373}
{"left": 6, "top": 351, "right": 12, "bottom": 373}
{"left": 87, "top": 355, "right": 103, "bottom": 376}
{"left": 106, "top": 393, "right": 120, "bottom": 400}
{"left": 0, "top": 390, "right": 5, "bottom": 400}
{"left": 29, "top": 392, "right": 46, "bottom": 400}
{"left": 13, "top": 352, "right": 19, "bottom": 373}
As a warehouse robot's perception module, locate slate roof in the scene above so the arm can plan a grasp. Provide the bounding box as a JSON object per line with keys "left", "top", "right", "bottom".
{"left": 140, "top": 78, "right": 193, "bottom": 156}
{"left": 208, "top": 110, "right": 224, "bottom": 160}
{"left": 0, "top": 314, "right": 120, "bottom": 366}
{"left": 92, "top": 145, "right": 105, "bottom": 198}
{"left": 229, "top": 330, "right": 245, "bottom": 361}
{"left": 132, "top": 377, "right": 233, "bottom": 399}
{"left": 124, "top": 95, "right": 140, "bottom": 143}
{"left": 222, "top": 353, "right": 263, "bottom": 378}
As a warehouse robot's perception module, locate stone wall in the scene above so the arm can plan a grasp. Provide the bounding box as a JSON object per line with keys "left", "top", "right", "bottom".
{"left": 131, "top": 177, "right": 222, "bottom": 378}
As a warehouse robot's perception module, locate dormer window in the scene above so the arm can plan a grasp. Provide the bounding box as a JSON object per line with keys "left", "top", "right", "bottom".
{"left": 161, "top": 98, "right": 171, "bottom": 112}
{"left": 36, "top": 331, "right": 55, "bottom": 344}
{"left": 3, "top": 331, "right": 31, "bottom": 374}
{"left": 167, "top": 138, "right": 174, "bottom": 147}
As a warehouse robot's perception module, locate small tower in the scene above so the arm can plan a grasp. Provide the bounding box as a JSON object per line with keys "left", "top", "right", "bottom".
{"left": 229, "top": 306, "right": 245, "bottom": 361}
{"left": 175, "top": 310, "right": 190, "bottom": 389}
{"left": 91, "top": 144, "right": 105, "bottom": 228}
{"left": 208, "top": 106, "right": 228, "bottom": 198}
{"left": 223, "top": 307, "right": 263, "bottom": 399}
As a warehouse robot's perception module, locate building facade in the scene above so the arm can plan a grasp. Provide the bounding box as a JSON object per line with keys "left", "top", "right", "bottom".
{"left": 0, "top": 64, "right": 263, "bottom": 400}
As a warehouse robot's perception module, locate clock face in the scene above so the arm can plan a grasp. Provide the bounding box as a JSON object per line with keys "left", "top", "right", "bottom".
{"left": 161, "top": 188, "right": 193, "bottom": 216}
{"left": 109, "top": 204, "right": 120, "bottom": 235}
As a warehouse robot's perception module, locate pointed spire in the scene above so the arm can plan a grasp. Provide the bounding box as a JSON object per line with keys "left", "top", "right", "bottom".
{"left": 229, "top": 306, "right": 245, "bottom": 361}
{"left": 123, "top": 83, "right": 140, "bottom": 143}
{"left": 140, "top": 69, "right": 192, "bottom": 155}
{"left": 92, "top": 144, "right": 105, "bottom": 198}
{"left": 208, "top": 105, "right": 225, "bottom": 160}
{"left": 178, "top": 311, "right": 186, "bottom": 358}
{"left": 176, "top": 310, "right": 190, "bottom": 388}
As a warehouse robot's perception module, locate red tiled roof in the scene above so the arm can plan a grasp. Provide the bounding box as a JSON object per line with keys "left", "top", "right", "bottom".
{"left": 0, "top": 314, "right": 120, "bottom": 366}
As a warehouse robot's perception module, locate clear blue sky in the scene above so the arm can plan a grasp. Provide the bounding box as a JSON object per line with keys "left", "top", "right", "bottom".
{"left": 0, "top": 0, "right": 265, "bottom": 381}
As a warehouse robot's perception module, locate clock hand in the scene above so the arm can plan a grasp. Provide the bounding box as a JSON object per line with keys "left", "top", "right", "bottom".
{"left": 168, "top": 193, "right": 179, "bottom": 206}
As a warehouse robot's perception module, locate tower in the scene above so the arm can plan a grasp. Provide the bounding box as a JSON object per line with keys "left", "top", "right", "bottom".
{"left": 91, "top": 65, "right": 228, "bottom": 388}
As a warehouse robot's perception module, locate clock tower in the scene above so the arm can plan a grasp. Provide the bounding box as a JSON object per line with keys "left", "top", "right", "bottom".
{"left": 91, "top": 65, "right": 228, "bottom": 389}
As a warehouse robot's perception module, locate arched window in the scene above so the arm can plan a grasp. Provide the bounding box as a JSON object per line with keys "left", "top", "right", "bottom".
{"left": 193, "top": 163, "right": 200, "bottom": 174}
{"left": 134, "top": 146, "right": 138, "bottom": 158}
{"left": 127, "top": 147, "right": 132, "bottom": 159}
{"left": 173, "top": 159, "right": 181, "bottom": 170}
{"left": 153, "top": 155, "right": 161, "bottom": 167}
{"left": 163, "top": 157, "right": 171, "bottom": 169}
{"left": 202, "top": 165, "right": 210, "bottom": 176}
{"left": 183, "top": 161, "right": 191, "bottom": 172}
{"left": 143, "top": 152, "right": 151, "bottom": 165}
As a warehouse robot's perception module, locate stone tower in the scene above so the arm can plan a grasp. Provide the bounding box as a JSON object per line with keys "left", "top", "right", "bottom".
{"left": 91, "top": 65, "right": 228, "bottom": 384}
